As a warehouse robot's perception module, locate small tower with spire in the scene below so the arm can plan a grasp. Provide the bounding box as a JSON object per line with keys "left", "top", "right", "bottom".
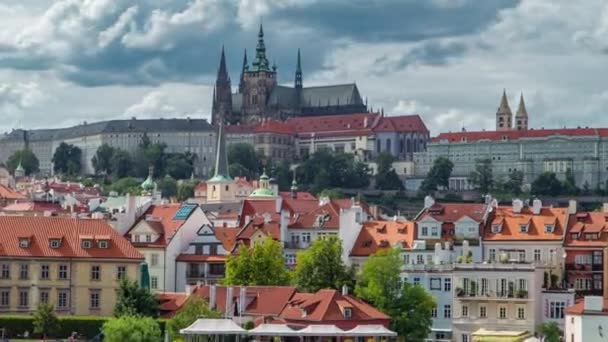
{"left": 295, "top": 49, "right": 303, "bottom": 89}
{"left": 290, "top": 169, "right": 298, "bottom": 199}
{"left": 515, "top": 92, "right": 529, "bottom": 131}
{"left": 206, "top": 121, "right": 236, "bottom": 203}
{"left": 496, "top": 89, "right": 513, "bottom": 131}
{"left": 239, "top": 49, "right": 248, "bottom": 93}
{"left": 211, "top": 46, "right": 233, "bottom": 125}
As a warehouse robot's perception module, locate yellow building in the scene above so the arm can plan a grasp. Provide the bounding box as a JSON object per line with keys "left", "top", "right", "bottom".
{"left": 0, "top": 216, "right": 143, "bottom": 316}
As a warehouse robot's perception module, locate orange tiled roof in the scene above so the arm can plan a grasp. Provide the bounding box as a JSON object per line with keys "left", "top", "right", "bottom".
{"left": 484, "top": 206, "right": 568, "bottom": 241}
{"left": 236, "top": 217, "right": 281, "bottom": 244}
{"left": 350, "top": 220, "right": 415, "bottom": 257}
{"left": 213, "top": 226, "right": 239, "bottom": 251}
{"left": 127, "top": 204, "right": 190, "bottom": 247}
{"left": 417, "top": 202, "right": 487, "bottom": 223}
{"left": 289, "top": 202, "right": 341, "bottom": 230}
{"left": 433, "top": 128, "right": 608, "bottom": 143}
{"left": 191, "top": 285, "right": 297, "bottom": 316}
{"left": 566, "top": 298, "right": 608, "bottom": 315}
{"left": 0, "top": 184, "right": 26, "bottom": 200}
{"left": 0, "top": 216, "right": 142, "bottom": 259}
{"left": 159, "top": 292, "right": 190, "bottom": 318}
{"left": 565, "top": 211, "right": 608, "bottom": 247}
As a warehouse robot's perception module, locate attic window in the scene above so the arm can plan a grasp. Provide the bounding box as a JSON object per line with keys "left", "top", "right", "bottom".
{"left": 19, "top": 238, "right": 30, "bottom": 248}
{"left": 49, "top": 239, "right": 61, "bottom": 249}
{"left": 571, "top": 233, "right": 579, "bottom": 240}
{"left": 362, "top": 241, "right": 372, "bottom": 248}
{"left": 98, "top": 240, "right": 109, "bottom": 249}
{"left": 82, "top": 240, "right": 92, "bottom": 249}
{"left": 519, "top": 224, "right": 528, "bottom": 233}
{"left": 585, "top": 233, "right": 599, "bottom": 240}
{"left": 397, "top": 228, "right": 407, "bottom": 234}
{"left": 376, "top": 226, "right": 387, "bottom": 233}
{"left": 379, "top": 240, "right": 389, "bottom": 248}
{"left": 544, "top": 224, "right": 555, "bottom": 233}
{"left": 491, "top": 224, "right": 501, "bottom": 233}
{"left": 344, "top": 308, "right": 352, "bottom": 318}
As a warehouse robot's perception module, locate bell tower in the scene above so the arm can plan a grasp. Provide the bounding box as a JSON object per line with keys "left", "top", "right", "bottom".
{"left": 496, "top": 90, "right": 513, "bottom": 131}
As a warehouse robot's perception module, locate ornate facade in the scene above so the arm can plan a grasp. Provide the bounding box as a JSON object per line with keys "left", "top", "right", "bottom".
{"left": 211, "top": 24, "right": 368, "bottom": 125}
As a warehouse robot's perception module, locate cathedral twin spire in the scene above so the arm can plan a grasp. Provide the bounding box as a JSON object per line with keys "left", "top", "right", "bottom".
{"left": 495, "top": 89, "right": 528, "bottom": 131}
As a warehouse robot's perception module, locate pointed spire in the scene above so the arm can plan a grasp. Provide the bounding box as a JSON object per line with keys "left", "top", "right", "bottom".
{"left": 217, "top": 45, "right": 229, "bottom": 80}
{"left": 210, "top": 121, "right": 231, "bottom": 182}
{"left": 242, "top": 49, "right": 248, "bottom": 71}
{"left": 516, "top": 92, "right": 528, "bottom": 118}
{"left": 251, "top": 23, "right": 270, "bottom": 72}
{"left": 497, "top": 89, "right": 512, "bottom": 115}
{"left": 295, "top": 48, "right": 303, "bottom": 89}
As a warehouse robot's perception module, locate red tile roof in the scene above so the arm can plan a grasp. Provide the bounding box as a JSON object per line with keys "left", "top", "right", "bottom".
{"left": 127, "top": 204, "right": 190, "bottom": 248}
{"left": 350, "top": 220, "right": 415, "bottom": 256}
{"left": 236, "top": 217, "right": 281, "bottom": 245}
{"left": 0, "top": 216, "right": 142, "bottom": 259}
{"left": 566, "top": 298, "right": 608, "bottom": 316}
{"left": 191, "top": 285, "right": 297, "bottom": 316}
{"left": 158, "top": 292, "right": 190, "bottom": 318}
{"left": 417, "top": 203, "right": 487, "bottom": 223}
{"left": 484, "top": 206, "right": 568, "bottom": 241}
{"left": 254, "top": 120, "right": 296, "bottom": 135}
{"left": 286, "top": 113, "right": 377, "bottom": 135}
{"left": 433, "top": 128, "right": 608, "bottom": 143}
{"left": 280, "top": 289, "right": 390, "bottom": 328}
{"left": 0, "top": 184, "right": 26, "bottom": 200}
{"left": 213, "top": 227, "right": 239, "bottom": 251}
{"left": 289, "top": 202, "right": 341, "bottom": 230}
{"left": 565, "top": 212, "right": 608, "bottom": 247}
{"left": 374, "top": 115, "right": 428, "bottom": 133}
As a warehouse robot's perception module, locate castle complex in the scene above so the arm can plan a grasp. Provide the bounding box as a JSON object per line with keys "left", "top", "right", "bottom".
{"left": 211, "top": 24, "right": 367, "bottom": 125}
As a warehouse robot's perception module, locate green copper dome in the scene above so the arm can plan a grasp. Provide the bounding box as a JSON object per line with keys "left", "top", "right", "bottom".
{"left": 141, "top": 175, "right": 155, "bottom": 191}
{"left": 249, "top": 187, "right": 276, "bottom": 197}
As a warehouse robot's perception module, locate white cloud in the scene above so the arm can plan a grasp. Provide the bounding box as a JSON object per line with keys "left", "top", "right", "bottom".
{"left": 124, "top": 91, "right": 178, "bottom": 118}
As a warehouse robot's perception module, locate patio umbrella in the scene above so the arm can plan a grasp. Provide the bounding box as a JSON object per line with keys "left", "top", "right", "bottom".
{"left": 139, "top": 262, "right": 150, "bottom": 290}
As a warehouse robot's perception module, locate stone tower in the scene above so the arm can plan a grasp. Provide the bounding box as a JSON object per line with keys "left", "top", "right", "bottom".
{"left": 295, "top": 48, "right": 303, "bottom": 89}
{"left": 239, "top": 49, "right": 248, "bottom": 93}
{"left": 206, "top": 122, "right": 236, "bottom": 203}
{"left": 496, "top": 90, "right": 513, "bottom": 131}
{"left": 515, "top": 92, "right": 528, "bottom": 131}
{"left": 211, "top": 46, "right": 234, "bottom": 125}
{"left": 241, "top": 24, "right": 277, "bottom": 123}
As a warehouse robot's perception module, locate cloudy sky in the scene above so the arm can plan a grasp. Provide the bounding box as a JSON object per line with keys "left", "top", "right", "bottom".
{"left": 0, "top": 0, "right": 607, "bottom": 135}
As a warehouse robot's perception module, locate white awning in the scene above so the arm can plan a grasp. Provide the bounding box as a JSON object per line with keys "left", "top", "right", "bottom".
{"left": 248, "top": 324, "right": 300, "bottom": 336}
{"left": 180, "top": 319, "right": 247, "bottom": 335}
{"left": 297, "top": 325, "right": 345, "bottom": 336}
{"left": 345, "top": 325, "right": 397, "bottom": 337}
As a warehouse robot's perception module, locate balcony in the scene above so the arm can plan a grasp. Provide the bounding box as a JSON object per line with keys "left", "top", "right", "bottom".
{"left": 455, "top": 287, "right": 529, "bottom": 301}
{"left": 402, "top": 264, "right": 454, "bottom": 272}
{"left": 565, "top": 263, "right": 604, "bottom": 272}
{"left": 284, "top": 241, "right": 311, "bottom": 249}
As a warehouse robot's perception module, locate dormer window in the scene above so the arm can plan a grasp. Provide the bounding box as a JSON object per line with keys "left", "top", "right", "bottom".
{"left": 376, "top": 226, "right": 386, "bottom": 233}
{"left": 19, "top": 238, "right": 30, "bottom": 248}
{"left": 491, "top": 224, "right": 502, "bottom": 233}
{"left": 133, "top": 235, "right": 140, "bottom": 243}
{"left": 571, "top": 233, "right": 579, "bottom": 240}
{"left": 344, "top": 307, "right": 352, "bottom": 318}
{"left": 519, "top": 224, "right": 529, "bottom": 233}
{"left": 49, "top": 239, "right": 61, "bottom": 249}
{"left": 397, "top": 228, "right": 406, "bottom": 234}
{"left": 379, "top": 240, "right": 389, "bottom": 248}
{"left": 585, "top": 233, "right": 599, "bottom": 240}
{"left": 145, "top": 235, "right": 152, "bottom": 243}
{"left": 98, "top": 240, "right": 109, "bottom": 249}
{"left": 82, "top": 240, "right": 92, "bottom": 249}
{"left": 362, "top": 241, "right": 372, "bottom": 248}
{"left": 544, "top": 224, "right": 555, "bottom": 233}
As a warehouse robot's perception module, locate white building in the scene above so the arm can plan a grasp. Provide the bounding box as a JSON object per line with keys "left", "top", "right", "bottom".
{"left": 565, "top": 296, "right": 608, "bottom": 342}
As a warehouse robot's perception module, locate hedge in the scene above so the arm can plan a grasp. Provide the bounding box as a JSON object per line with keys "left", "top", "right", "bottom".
{"left": 0, "top": 315, "right": 167, "bottom": 339}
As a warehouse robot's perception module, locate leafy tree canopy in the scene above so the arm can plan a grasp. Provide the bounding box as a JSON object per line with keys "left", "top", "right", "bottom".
{"left": 531, "top": 172, "right": 562, "bottom": 196}
{"left": 113, "top": 279, "right": 159, "bottom": 318}
{"left": 158, "top": 175, "right": 177, "bottom": 199}
{"left": 103, "top": 315, "right": 161, "bottom": 342}
{"left": 223, "top": 237, "right": 290, "bottom": 286}
{"left": 419, "top": 157, "right": 453, "bottom": 194}
{"left": 33, "top": 303, "right": 60, "bottom": 339}
{"left": 110, "top": 177, "right": 142, "bottom": 195}
{"left": 538, "top": 322, "right": 561, "bottom": 342}
{"left": 167, "top": 297, "right": 221, "bottom": 340}
{"left": 228, "top": 143, "right": 262, "bottom": 180}
{"left": 375, "top": 153, "right": 403, "bottom": 190}
{"left": 7, "top": 149, "right": 39, "bottom": 175}
{"left": 92, "top": 144, "right": 116, "bottom": 175}
{"left": 52, "top": 142, "right": 82, "bottom": 176}
{"left": 469, "top": 158, "right": 493, "bottom": 194}
{"left": 300, "top": 148, "right": 370, "bottom": 193}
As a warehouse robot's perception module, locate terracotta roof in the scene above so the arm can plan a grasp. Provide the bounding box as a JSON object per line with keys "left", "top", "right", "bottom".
{"left": 287, "top": 113, "right": 377, "bottom": 136}
{"left": 281, "top": 196, "right": 319, "bottom": 215}
{"left": 195, "top": 182, "right": 207, "bottom": 193}
{"left": 373, "top": 115, "right": 428, "bottom": 133}
{"left": 350, "top": 220, "right": 415, "bottom": 256}
{"left": 175, "top": 254, "right": 228, "bottom": 262}
{"left": 236, "top": 217, "right": 281, "bottom": 244}
{"left": 279, "top": 191, "right": 316, "bottom": 201}
{"left": 289, "top": 202, "right": 341, "bottom": 230}
{"left": 0, "top": 184, "right": 26, "bottom": 200}
{"left": 240, "top": 199, "right": 280, "bottom": 226}
{"left": 417, "top": 203, "right": 487, "bottom": 223}
{"left": 0, "top": 216, "right": 142, "bottom": 259}
{"left": 484, "top": 206, "right": 568, "bottom": 241}
{"left": 566, "top": 298, "right": 608, "bottom": 316}
{"left": 127, "top": 204, "right": 193, "bottom": 247}
{"left": 254, "top": 120, "right": 296, "bottom": 135}
{"left": 433, "top": 127, "right": 608, "bottom": 143}
{"left": 224, "top": 124, "right": 256, "bottom": 134}
{"left": 158, "top": 292, "right": 190, "bottom": 318}
{"left": 213, "top": 227, "right": 239, "bottom": 251}
{"left": 191, "top": 285, "right": 297, "bottom": 316}
{"left": 280, "top": 289, "right": 390, "bottom": 323}
{"left": 565, "top": 211, "right": 608, "bottom": 247}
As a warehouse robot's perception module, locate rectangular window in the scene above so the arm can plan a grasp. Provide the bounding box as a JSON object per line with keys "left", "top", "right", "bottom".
{"left": 421, "top": 227, "right": 428, "bottom": 236}
{"left": 431, "top": 227, "right": 438, "bottom": 237}
{"left": 430, "top": 278, "right": 441, "bottom": 290}
{"left": 416, "top": 255, "right": 424, "bottom": 264}
{"left": 19, "top": 264, "right": 28, "bottom": 280}
{"left": 57, "top": 290, "right": 69, "bottom": 309}
{"left": 403, "top": 254, "right": 410, "bottom": 264}
{"left": 413, "top": 277, "right": 421, "bottom": 286}
{"left": 40, "top": 264, "right": 50, "bottom": 280}
{"left": 519, "top": 278, "right": 528, "bottom": 291}
{"left": 195, "top": 245, "right": 203, "bottom": 255}
{"left": 499, "top": 306, "right": 507, "bottom": 319}
{"left": 58, "top": 264, "right": 68, "bottom": 280}
{"left": 481, "top": 278, "right": 488, "bottom": 295}
{"left": 489, "top": 249, "right": 496, "bottom": 262}
{"left": 444, "top": 305, "right": 451, "bottom": 318}
{"left": 479, "top": 305, "right": 487, "bottom": 318}
{"left": 550, "top": 301, "right": 565, "bottom": 319}
{"left": 18, "top": 289, "right": 28, "bottom": 307}
{"left": 519, "top": 250, "right": 526, "bottom": 262}
{"left": 0, "top": 289, "right": 9, "bottom": 307}
{"left": 145, "top": 234, "right": 152, "bottom": 242}
{"left": 444, "top": 278, "right": 452, "bottom": 292}
{"left": 91, "top": 265, "right": 100, "bottom": 281}
{"left": 117, "top": 266, "right": 126, "bottom": 280}
{"left": 462, "top": 305, "right": 469, "bottom": 317}
{"left": 517, "top": 307, "right": 525, "bottom": 320}
{"left": 151, "top": 254, "right": 159, "bottom": 266}
{"left": 431, "top": 307, "right": 437, "bottom": 318}
{"left": 90, "top": 291, "right": 100, "bottom": 309}
{"left": 462, "top": 334, "right": 469, "bottom": 342}
{"left": 0, "top": 264, "right": 10, "bottom": 279}
{"left": 151, "top": 276, "right": 159, "bottom": 290}
{"left": 39, "top": 290, "right": 49, "bottom": 305}
{"left": 534, "top": 249, "right": 541, "bottom": 262}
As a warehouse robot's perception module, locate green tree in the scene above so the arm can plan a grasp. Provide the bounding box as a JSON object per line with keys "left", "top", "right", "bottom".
{"left": 133, "top": 134, "right": 168, "bottom": 178}
{"left": 110, "top": 177, "right": 141, "bottom": 195}
{"left": 92, "top": 144, "right": 116, "bottom": 175}
{"left": 562, "top": 168, "right": 579, "bottom": 195}
{"left": 52, "top": 142, "right": 82, "bottom": 175}
{"left": 110, "top": 149, "right": 134, "bottom": 179}
{"left": 469, "top": 158, "right": 493, "bottom": 193}
{"left": 158, "top": 175, "right": 177, "bottom": 199}
{"left": 504, "top": 169, "right": 524, "bottom": 196}
{"left": 531, "top": 172, "right": 562, "bottom": 196}
{"left": 301, "top": 148, "right": 370, "bottom": 192}
{"left": 7, "top": 149, "right": 39, "bottom": 175}
{"left": 177, "top": 181, "right": 196, "bottom": 201}
{"left": 33, "top": 303, "right": 60, "bottom": 340}
{"left": 103, "top": 315, "right": 161, "bottom": 342}
{"left": 167, "top": 297, "right": 221, "bottom": 340}
{"left": 113, "top": 279, "right": 159, "bottom": 317}
{"left": 223, "top": 237, "right": 290, "bottom": 286}
{"left": 355, "top": 249, "right": 402, "bottom": 313}
{"left": 318, "top": 188, "right": 344, "bottom": 199}
{"left": 538, "top": 322, "right": 561, "bottom": 342}
{"left": 419, "top": 157, "right": 453, "bottom": 194}
{"left": 228, "top": 143, "right": 261, "bottom": 179}
{"left": 166, "top": 153, "right": 195, "bottom": 180}
{"left": 293, "top": 236, "right": 355, "bottom": 292}
{"left": 394, "top": 283, "right": 437, "bottom": 341}
{"left": 272, "top": 160, "right": 292, "bottom": 191}
{"left": 375, "top": 153, "right": 403, "bottom": 190}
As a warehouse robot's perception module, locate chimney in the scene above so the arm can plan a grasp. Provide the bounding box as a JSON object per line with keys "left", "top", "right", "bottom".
{"left": 342, "top": 285, "right": 349, "bottom": 296}
{"left": 424, "top": 196, "right": 435, "bottom": 209}
{"left": 275, "top": 197, "right": 283, "bottom": 213}
{"left": 319, "top": 196, "right": 330, "bottom": 207}
{"left": 602, "top": 202, "right": 608, "bottom": 214}
{"left": 584, "top": 296, "right": 603, "bottom": 311}
{"left": 532, "top": 199, "right": 542, "bottom": 215}
{"left": 512, "top": 199, "right": 523, "bottom": 213}
{"left": 569, "top": 200, "right": 578, "bottom": 214}
{"left": 209, "top": 285, "right": 216, "bottom": 310}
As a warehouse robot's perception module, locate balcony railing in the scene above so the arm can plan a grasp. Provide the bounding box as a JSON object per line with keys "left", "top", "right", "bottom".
{"left": 455, "top": 287, "right": 529, "bottom": 300}
{"left": 565, "top": 263, "right": 604, "bottom": 272}
{"left": 402, "top": 264, "right": 454, "bottom": 272}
